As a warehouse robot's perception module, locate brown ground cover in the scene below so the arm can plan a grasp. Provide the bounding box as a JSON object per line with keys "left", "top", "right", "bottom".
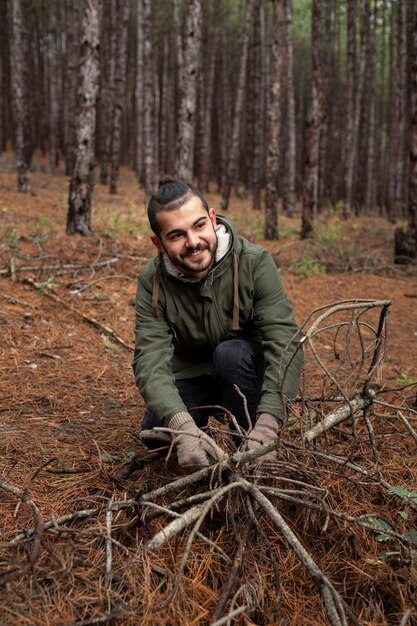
{"left": 1, "top": 157, "right": 417, "bottom": 625}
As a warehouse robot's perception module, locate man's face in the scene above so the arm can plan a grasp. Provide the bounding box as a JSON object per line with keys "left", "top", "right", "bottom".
{"left": 151, "top": 195, "right": 218, "bottom": 279}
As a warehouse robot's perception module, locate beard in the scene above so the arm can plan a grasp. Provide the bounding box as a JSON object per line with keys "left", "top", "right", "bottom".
{"left": 167, "top": 238, "right": 218, "bottom": 278}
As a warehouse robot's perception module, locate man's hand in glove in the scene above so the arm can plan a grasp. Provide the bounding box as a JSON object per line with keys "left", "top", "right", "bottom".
{"left": 169, "top": 412, "right": 228, "bottom": 469}
{"left": 246, "top": 412, "right": 282, "bottom": 462}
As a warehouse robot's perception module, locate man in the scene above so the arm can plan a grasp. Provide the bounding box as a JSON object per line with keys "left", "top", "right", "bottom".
{"left": 132, "top": 178, "right": 303, "bottom": 469}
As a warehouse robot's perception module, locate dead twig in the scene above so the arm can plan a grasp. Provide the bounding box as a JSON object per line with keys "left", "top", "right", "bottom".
{"left": 103, "top": 496, "right": 113, "bottom": 589}
{"left": 0, "top": 479, "right": 44, "bottom": 584}
{"left": 21, "top": 276, "right": 133, "bottom": 351}
{"left": 0, "top": 257, "right": 119, "bottom": 276}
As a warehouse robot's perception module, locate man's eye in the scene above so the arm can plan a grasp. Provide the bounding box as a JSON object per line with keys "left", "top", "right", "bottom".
{"left": 195, "top": 222, "right": 205, "bottom": 229}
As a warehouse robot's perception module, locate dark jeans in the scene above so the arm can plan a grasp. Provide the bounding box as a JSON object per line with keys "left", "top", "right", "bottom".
{"left": 141, "top": 339, "right": 265, "bottom": 447}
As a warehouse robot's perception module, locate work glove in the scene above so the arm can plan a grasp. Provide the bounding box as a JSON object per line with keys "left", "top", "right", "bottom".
{"left": 246, "top": 412, "right": 282, "bottom": 462}
{"left": 169, "top": 411, "right": 228, "bottom": 469}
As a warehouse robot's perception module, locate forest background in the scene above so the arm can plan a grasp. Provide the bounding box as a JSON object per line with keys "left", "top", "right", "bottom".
{"left": 1, "top": 0, "right": 417, "bottom": 625}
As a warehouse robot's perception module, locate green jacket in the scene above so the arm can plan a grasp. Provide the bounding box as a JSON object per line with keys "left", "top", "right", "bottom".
{"left": 132, "top": 217, "right": 303, "bottom": 425}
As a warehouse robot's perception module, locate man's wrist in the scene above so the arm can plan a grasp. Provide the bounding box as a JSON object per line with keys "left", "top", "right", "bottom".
{"left": 256, "top": 412, "right": 282, "bottom": 434}
{"left": 169, "top": 411, "right": 193, "bottom": 430}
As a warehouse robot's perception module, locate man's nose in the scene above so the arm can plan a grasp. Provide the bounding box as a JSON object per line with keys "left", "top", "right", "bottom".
{"left": 185, "top": 231, "right": 198, "bottom": 247}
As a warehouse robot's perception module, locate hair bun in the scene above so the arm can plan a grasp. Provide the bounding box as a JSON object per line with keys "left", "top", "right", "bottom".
{"left": 158, "top": 176, "right": 176, "bottom": 187}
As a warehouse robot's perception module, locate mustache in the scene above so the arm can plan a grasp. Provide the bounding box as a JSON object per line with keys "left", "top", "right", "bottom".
{"left": 180, "top": 243, "right": 208, "bottom": 258}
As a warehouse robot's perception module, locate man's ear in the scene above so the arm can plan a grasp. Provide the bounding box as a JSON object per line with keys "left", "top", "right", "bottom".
{"left": 209, "top": 208, "right": 217, "bottom": 226}
{"left": 151, "top": 235, "right": 165, "bottom": 252}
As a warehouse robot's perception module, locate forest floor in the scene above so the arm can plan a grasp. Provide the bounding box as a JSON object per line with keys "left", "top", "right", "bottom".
{"left": 1, "top": 155, "right": 417, "bottom": 626}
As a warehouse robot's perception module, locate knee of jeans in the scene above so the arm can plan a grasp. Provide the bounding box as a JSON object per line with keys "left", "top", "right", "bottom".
{"left": 213, "top": 339, "right": 250, "bottom": 374}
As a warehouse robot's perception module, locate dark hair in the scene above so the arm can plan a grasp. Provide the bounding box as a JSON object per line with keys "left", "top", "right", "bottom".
{"left": 147, "top": 177, "right": 209, "bottom": 236}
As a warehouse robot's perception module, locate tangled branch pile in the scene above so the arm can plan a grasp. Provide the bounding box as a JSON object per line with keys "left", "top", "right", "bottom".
{"left": 1, "top": 299, "right": 417, "bottom": 626}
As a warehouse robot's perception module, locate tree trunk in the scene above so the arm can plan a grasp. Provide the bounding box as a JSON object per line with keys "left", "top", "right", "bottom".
{"left": 109, "top": 0, "right": 130, "bottom": 194}
{"left": 217, "top": 1, "right": 232, "bottom": 194}
{"left": 12, "top": 0, "right": 32, "bottom": 192}
{"left": 344, "top": 0, "right": 369, "bottom": 218}
{"left": 64, "top": 0, "right": 81, "bottom": 176}
{"left": 67, "top": 0, "right": 101, "bottom": 236}
{"left": 283, "top": 0, "right": 296, "bottom": 216}
{"left": 394, "top": 0, "right": 408, "bottom": 214}
{"left": 300, "top": 0, "right": 326, "bottom": 239}
{"left": 198, "top": 3, "right": 218, "bottom": 192}
{"left": 0, "top": 0, "right": 11, "bottom": 152}
{"left": 135, "top": 0, "right": 144, "bottom": 182}
{"left": 356, "top": 1, "right": 372, "bottom": 215}
{"left": 264, "top": 0, "right": 284, "bottom": 240}
{"left": 174, "top": 0, "right": 202, "bottom": 182}
{"left": 99, "top": 0, "right": 116, "bottom": 185}
{"left": 394, "top": 2, "right": 417, "bottom": 263}
{"left": 251, "top": 0, "right": 264, "bottom": 211}
{"left": 343, "top": 0, "right": 356, "bottom": 217}
{"left": 221, "top": 0, "right": 254, "bottom": 210}
{"left": 48, "top": 1, "right": 60, "bottom": 173}
{"left": 143, "top": 0, "right": 155, "bottom": 200}
{"left": 364, "top": 3, "right": 377, "bottom": 214}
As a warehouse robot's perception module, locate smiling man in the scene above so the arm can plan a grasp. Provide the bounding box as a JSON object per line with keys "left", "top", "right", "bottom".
{"left": 132, "top": 177, "right": 303, "bottom": 469}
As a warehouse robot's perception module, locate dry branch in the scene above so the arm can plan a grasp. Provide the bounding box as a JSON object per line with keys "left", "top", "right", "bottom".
{"left": 0, "top": 256, "right": 119, "bottom": 276}
{"left": 303, "top": 391, "right": 375, "bottom": 442}
{"left": 0, "top": 479, "right": 44, "bottom": 584}
{"left": 21, "top": 276, "right": 133, "bottom": 351}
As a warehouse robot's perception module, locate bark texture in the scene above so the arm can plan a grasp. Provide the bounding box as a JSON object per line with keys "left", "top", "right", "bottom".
{"left": 174, "top": 0, "right": 202, "bottom": 182}
{"left": 283, "top": 0, "right": 296, "bottom": 215}
{"left": 67, "top": 0, "right": 101, "bottom": 236}
{"left": 109, "top": 0, "right": 130, "bottom": 194}
{"left": 48, "top": 1, "right": 60, "bottom": 173}
{"left": 264, "top": 0, "right": 284, "bottom": 240}
{"left": 142, "top": 0, "right": 155, "bottom": 200}
{"left": 221, "top": 0, "right": 254, "bottom": 209}
{"left": 394, "top": 2, "right": 417, "bottom": 263}
{"left": 12, "top": 0, "right": 32, "bottom": 192}
{"left": 300, "top": 0, "right": 326, "bottom": 239}
{"left": 64, "top": 0, "right": 81, "bottom": 176}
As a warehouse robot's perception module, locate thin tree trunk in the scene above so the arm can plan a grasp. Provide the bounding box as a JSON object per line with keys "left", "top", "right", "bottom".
{"left": 377, "top": 0, "right": 387, "bottom": 212}
{"left": 64, "top": 0, "right": 81, "bottom": 176}
{"left": 300, "top": 0, "right": 326, "bottom": 239}
{"left": 365, "top": 3, "right": 377, "bottom": 214}
{"left": 198, "top": 5, "right": 218, "bottom": 192}
{"left": 12, "top": 0, "right": 32, "bottom": 192}
{"left": 48, "top": 1, "right": 60, "bottom": 173}
{"left": 217, "top": 2, "right": 232, "bottom": 193}
{"left": 343, "top": 0, "right": 356, "bottom": 217}
{"left": 172, "top": 0, "right": 183, "bottom": 105}
{"left": 0, "top": 0, "right": 11, "bottom": 152}
{"left": 100, "top": 0, "right": 116, "bottom": 185}
{"left": 174, "top": 0, "right": 202, "bottom": 182}
{"left": 153, "top": 53, "right": 160, "bottom": 177}
{"left": 251, "top": 0, "right": 263, "bottom": 211}
{"left": 318, "top": 0, "right": 333, "bottom": 206}
{"left": 394, "top": 0, "right": 408, "bottom": 214}
{"left": 109, "top": 0, "right": 130, "bottom": 194}
{"left": 135, "top": 0, "right": 144, "bottom": 182}
{"left": 387, "top": 3, "right": 398, "bottom": 221}
{"left": 143, "top": 0, "right": 155, "bottom": 200}
{"left": 67, "top": 0, "right": 101, "bottom": 236}
{"left": 349, "top": 0, "right": 369, "bottom": 217}
{"left": 394, "top": 2, "right": 417, "bottom": 263}
{"left": 283, "top": 0, "right": 296, "bottom": 215}
{"left": 264, "top": 0, "right": 284, "bottom": 240}
{"left": 160, "top": 36, "right": 170, "bottom": 174}
{"left": 221, "top": 0, "right": 254, "bottom": 210}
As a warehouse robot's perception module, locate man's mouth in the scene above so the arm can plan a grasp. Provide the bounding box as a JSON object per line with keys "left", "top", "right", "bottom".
{"left": 182, "top": 245, "right": 208, "bottom": 259}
